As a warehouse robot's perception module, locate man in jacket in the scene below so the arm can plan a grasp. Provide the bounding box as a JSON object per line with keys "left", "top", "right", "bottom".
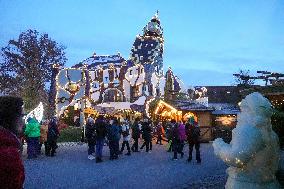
{"left": 24, "top": 117, "right": 41, "bottom": 159}
{"left": 0, "top": 96, "right": 25, "bottom": 189}
{"left": 107, "top": 118, "right": 121, "bottom": 160}
{"left": 140, "top": 118, "right": 153, "bottom": 152}
{"left": 46, "top": 117, "right": 60, "bottom": 157}
{"left": 131, "top": 118, "right": 141, "bottom": 152}
{"left": 95, "top": 115, "right": 107, "bottom": 163}
{"left": 185, "top": 117, "right": 201, "bottom": 163}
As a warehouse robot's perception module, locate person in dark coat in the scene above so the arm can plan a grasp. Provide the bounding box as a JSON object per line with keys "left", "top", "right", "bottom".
{"left": 107, "top": 118, "right": 121, "bottom": 160}
{"left": 46, "top": 117, "right": 60, "bottom": 157}
{"left": 185, "top": 117, "right": 201, "bottom": 163}
{"left": 166, "top": 121, "right": 173, "bottom": 152}
{"left": 85, "top": 117, "right": 96, "bottom": 160}
{"left": 95, "top": 115, "right": 107, "bottom": 163}
{"left": 156, "top": 122, "right": 163, "bottom": 145}
{"left": 140, "top": 118, "right": 153, "bottom": 152}
{"left": 171, "top": 120, "right": 184, "bottom": 160}
{"left": 0, "top": 96, "right": 25, "bottom": 189}
{"left": 131, "top": 118, "right": 141, "bottom": 152}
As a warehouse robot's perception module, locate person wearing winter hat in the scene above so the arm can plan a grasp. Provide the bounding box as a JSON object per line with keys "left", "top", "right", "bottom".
{"left": 24, "top": 117, "right": 41, "bottom": 159}
{"left": 185, "top": 117, "right": 201, "bottom": 163}
{"left": 120, "top": 119, "right": 131, "bottom": 156}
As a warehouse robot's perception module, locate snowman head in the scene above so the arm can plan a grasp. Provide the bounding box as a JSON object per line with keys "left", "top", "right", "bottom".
{"left": 238, "top": 92, "right": 273, "bottom": 128}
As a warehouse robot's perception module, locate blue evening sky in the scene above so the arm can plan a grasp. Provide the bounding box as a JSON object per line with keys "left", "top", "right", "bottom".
{"left": 1, "top": 0, "right": 284, "bottom": 86}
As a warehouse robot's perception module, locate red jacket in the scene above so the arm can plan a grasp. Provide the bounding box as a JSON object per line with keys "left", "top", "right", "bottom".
{"left": 0, "top": 127, "right": 25, "bottom": 189}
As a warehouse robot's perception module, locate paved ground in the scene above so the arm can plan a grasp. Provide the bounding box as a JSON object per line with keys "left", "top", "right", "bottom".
{"left": 23, "top": 142, "right": 228, "bottom": 189}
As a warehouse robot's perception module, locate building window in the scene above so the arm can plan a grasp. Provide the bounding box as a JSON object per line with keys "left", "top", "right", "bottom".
{"left": 156, "top": 88, "right": 160, "bottom": 96}
{"left": 103, "top": 89, "right": 122, "bottom": 102}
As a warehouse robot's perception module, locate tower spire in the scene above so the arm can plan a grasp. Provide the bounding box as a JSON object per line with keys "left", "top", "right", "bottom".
{"left": 154, "top": 10, "right": 159, "bottom": 19}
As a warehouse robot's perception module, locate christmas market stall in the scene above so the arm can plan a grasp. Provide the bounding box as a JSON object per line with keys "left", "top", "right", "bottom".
{"left": 154, "top": 100, "right": 182, "bottom": 121}
{"left": 175, "top": 101, "right": 215, "bottom": 142}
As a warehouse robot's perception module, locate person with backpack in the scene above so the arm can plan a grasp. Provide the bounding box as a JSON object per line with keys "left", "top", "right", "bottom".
{"left": 85, "top": 117, "right": 96, "bottom": 160}
{"left": 185, "top": 117, "right": 201, "bottom": 163}
{"left": 24, "top": 117, "right": 41, "bottom": 159}
{"left": 107, "top": 118, "right": 121, "bottom": 160}
{"left": 95, "top": 115, "right": 107, "bottom": 163}
{"left": 46, "top": 117, "right": 60, "bottom": 157}
{"left": 131, "top": 118, "right": 141, "bottom": 152}
{"left": 120, "top": 119, "right": 131, "bottom": 156}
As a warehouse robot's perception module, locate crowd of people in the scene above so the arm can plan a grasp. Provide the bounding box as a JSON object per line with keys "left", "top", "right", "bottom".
{"left": 20, "top": 111, "right": 203, "bottom": 164}
{"left": 23, "top": 117, "right": 60, "bottom": 159}
{"left": 84, "top": 115, "right": 202, "bottom": 164}
{"left": 0, "top": 96, "right": 202, "bottom": 188}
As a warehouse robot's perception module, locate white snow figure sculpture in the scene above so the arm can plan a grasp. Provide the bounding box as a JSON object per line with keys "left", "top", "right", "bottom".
{"left": 213, "top": 92, "right": 280, "bottom": 189}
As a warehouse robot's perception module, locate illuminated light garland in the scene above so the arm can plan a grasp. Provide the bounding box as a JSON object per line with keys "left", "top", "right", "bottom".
{"left": 154, "top": 100, "right": 177, "bottom": 115}
{"left": 55, "top": 67, "right": 87, "bottom": 117}
{"left": 145, "top": 97, "right": 155, "bottom": 118}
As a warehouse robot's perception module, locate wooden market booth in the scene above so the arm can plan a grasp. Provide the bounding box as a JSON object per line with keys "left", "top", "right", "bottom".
{"left": 154, "top": 100, "right": 215, "bottom": 142}
{"left": 154, "top": 100, "right": 183, "bottom": 121}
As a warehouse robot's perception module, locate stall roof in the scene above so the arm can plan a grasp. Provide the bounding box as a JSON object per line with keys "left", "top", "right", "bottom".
{"left": 174, "top": 101, "right": 214, "bottom": 111}
{"left": 212, "top": 109, "right": 240, "bottom": 115}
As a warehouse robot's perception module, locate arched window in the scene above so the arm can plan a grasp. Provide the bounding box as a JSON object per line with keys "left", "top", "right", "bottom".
{"left": 103, "top": 89, "right": 123, "bottom": 102}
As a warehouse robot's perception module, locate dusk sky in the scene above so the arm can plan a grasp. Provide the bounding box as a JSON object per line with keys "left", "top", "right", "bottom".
{"left": 1, "top": 0, "right": 284, "bottom": 86}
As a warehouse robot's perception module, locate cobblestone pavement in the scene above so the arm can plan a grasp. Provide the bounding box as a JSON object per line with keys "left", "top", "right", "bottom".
{"left": 23, "top": 142, "right": 228, "bottom": 189}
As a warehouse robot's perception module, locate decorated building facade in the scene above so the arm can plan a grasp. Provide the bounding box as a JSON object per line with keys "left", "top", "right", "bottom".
{"left": 49, "top": 13, "right": 184, "bottom": 118}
